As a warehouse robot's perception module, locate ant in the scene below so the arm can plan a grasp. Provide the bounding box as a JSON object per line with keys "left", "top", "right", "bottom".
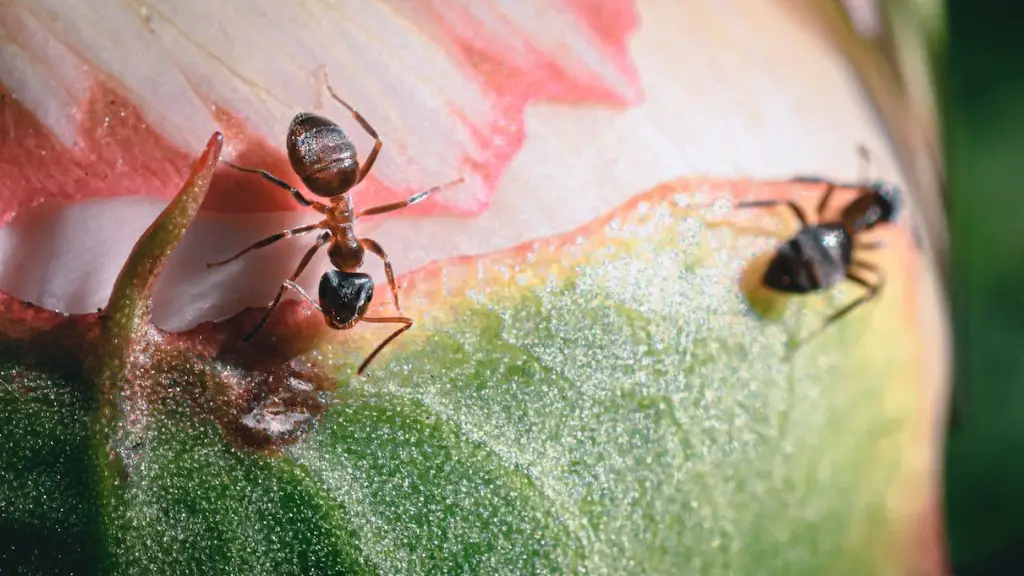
{"left": 736, "top": 146, "right": 901, "bottom": 350}
{"left": 208, "top": 69, "right": 463, "bottom": 376}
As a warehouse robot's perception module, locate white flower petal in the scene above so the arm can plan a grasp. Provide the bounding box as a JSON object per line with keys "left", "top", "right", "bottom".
{"left": 0, "top": 1, "right": 912, "bottom": 332}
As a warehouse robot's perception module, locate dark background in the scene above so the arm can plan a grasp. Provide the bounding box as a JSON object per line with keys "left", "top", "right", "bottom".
{"left": 945, "top": 1, "right": 1024, "bottom": 573}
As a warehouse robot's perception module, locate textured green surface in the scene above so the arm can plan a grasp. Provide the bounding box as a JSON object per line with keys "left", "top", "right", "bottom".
{"left": 0, "top": 175, "right": 922, "bottom": 574}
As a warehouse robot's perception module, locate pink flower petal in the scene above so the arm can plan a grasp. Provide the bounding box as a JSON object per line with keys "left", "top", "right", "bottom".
{"left": 412, "top": 0, "right": 641, "bottom": 105}
{"left": 0, "top": 1, "right": 918, "bottom": 334}
{"left": 0, "top": 0, "right": 642, "bottom": 220}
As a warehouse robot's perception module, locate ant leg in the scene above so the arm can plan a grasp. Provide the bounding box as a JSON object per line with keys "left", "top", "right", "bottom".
{"left": 826, "top": 267, "right": 884, "bottom": 326}
{"left": 782, "top": 266, "right": 880, "bottom": 356}
{"left": 789, "top": 175, "right": 831, "bottom": 184}
{"left": 735, "top": 199, "right": 810, "bottom": 226}
{"left": 354, "top": 316, "right": 414, "bottom": 376}
{"left": 224, "top": 161, "right": 328, "bottom": 214}
{"left": 282, "top": 280, "right": 324, "bottom": 314}
{"left": 207, "top": 222, "right": 324, "bottom": 268}
{"left": 320, "top": 69, "right": 381, "bottom": 184}
{"left": 815, "top": 183, "right": 837, "bottom": 220}
{"left": 802, "top": 264, "right": 884, "bottom": 342}
{"left": 242, "top": 232, "right": 331, "bottom": 342}
{"left": 855, "top": 239, "right": 886, "bottom": 251}
{"left": 359, "top": 238, "right": 401, "bottom": 312}
{"left": 850, "top": 259, "right": 884, "bottom": 280}
{"left": 357, "top": 177, "right": 465, "bottom": 218}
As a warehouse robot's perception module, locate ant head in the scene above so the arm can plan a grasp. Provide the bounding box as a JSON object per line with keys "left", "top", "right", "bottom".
{"left": 762, "top": 242, "right": 815, "bottom": 295}
{"left": 319, "top": 270, "right": 374, "bottom": 328}
{"left": 868, "top": 181, "right": 901, "bottom": 225}
{"left": 859, "top": 181, "right": 901, "bottom": 229}
{"left": 287, "top": 113, "right": 359, "bottom": 199}
{"left": 843, "top": 181, "right": 901, "bottom": 232}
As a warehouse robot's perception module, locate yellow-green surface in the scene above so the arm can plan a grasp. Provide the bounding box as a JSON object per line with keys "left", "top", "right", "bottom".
{"left": 0, "top": 146, "right": 931, "bottom": 574}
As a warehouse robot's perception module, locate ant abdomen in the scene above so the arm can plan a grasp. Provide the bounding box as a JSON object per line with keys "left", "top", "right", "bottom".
{"left": 763, "top": 242, "right": 817, "bottom": 294}
{"left": 287, "top": 113, "right": 359, "bottom": 197}
{"left": 319, "top": 270, "right": 374, "bottom": 328}
{"left": 764, "top": 226, "right": 851, "bottom": 295}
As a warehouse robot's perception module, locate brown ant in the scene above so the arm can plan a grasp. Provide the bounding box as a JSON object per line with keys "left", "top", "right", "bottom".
{"left": 208, "top": 71, "right": 463, "bottom": 376}
{"left": 736, "top": 147, "right": 901, "bottom": 350}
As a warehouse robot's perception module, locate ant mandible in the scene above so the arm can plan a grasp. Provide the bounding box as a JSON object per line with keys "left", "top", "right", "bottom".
{"left": 736, "top": 146, "right": 901, "bottom": 349}
{"left": 209, "top": 69, "right": 463, "bottom": 376}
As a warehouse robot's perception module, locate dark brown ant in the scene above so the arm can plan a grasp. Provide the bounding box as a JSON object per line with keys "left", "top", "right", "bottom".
{"left": 208, "top": 70, "right": 463, "bottom": 376}
{"left": 736, "top": 147, "right": 901, "bottom": 349}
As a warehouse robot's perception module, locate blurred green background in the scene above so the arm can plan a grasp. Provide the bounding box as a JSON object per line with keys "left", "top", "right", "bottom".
{"left": 945, "top": 2, "right": 1024, "bottom": 574}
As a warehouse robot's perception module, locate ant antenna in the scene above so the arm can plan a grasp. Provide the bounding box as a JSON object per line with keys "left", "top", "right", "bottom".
{"left": 310, "top": 64, "right": 328, "bottom": 111}
{"left": 856, "top": 144, "right": 872, "bottom": 181}
{"left": 319, "top": 66, "right": 359, "bottom": 117}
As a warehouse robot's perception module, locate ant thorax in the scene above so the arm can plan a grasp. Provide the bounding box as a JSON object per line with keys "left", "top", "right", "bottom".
{"left": 327, "top": 229, "right": 364, "bottom": 273}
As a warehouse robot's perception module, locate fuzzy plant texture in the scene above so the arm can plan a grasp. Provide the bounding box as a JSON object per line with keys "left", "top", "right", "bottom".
{"left": 0, "top": 133, "right": 929, "bottom": 575}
